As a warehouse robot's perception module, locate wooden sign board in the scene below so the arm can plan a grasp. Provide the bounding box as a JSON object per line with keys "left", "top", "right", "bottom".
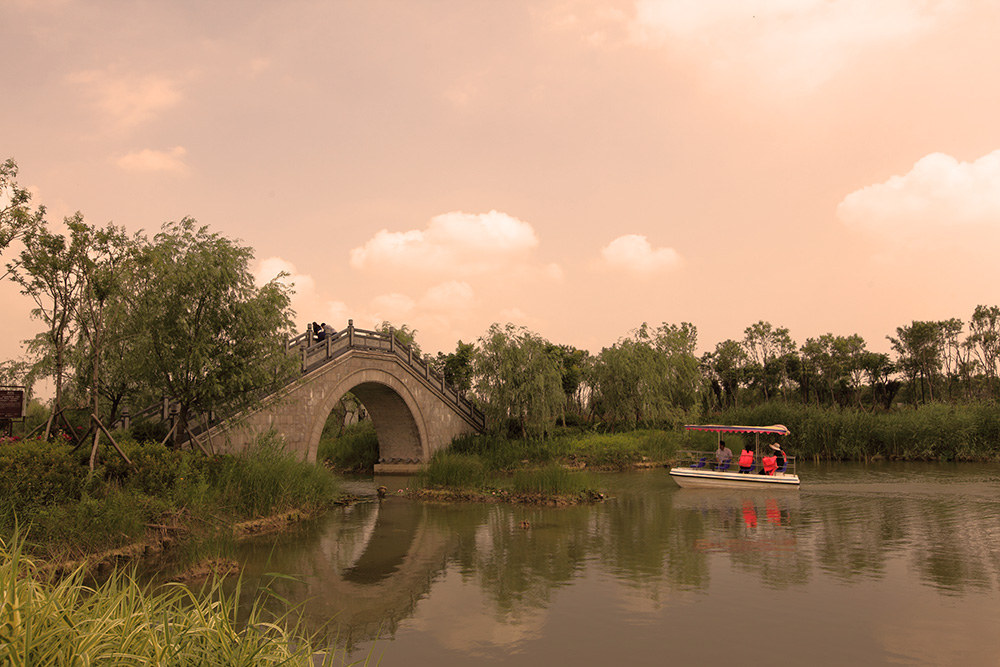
{"left": 0, "top": 387, "right": 26, "bottom": 420}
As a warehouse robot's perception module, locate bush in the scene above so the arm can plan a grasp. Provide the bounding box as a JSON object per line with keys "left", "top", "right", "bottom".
{"left": 0, "top": 441, "right": 86, "bottom": 509}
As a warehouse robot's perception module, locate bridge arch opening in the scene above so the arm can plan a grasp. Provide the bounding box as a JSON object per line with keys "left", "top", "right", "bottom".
{"left": 307, "top": 369, "right": 429, "bottom": 466}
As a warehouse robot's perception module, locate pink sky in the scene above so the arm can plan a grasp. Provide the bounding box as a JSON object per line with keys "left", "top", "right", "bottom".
{"left": 3, "top": 0, "right": 1000, "bottom": 370}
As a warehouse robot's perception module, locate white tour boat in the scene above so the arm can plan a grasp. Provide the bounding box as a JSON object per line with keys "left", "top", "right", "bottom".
{"left": 669, "top": 424, "right": 800, "bottom": 489}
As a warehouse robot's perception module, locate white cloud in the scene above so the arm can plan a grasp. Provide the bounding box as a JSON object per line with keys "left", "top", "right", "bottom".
{"left": 837, "top": 150, "right": 1000, "bottom": 235}
{"left": 421, "top": 281, "right": 475, "bottom": 311}
{"left": 370, "top": 293, "right": 417, "bottom": 321}
{"left": 551, "top": 0, "right": 955, "bottom": 93}
{"left": 599, "top": 234, "right": 681, "bottom": 275}
{"left": 349, "top": 210, "right": 541, "bottom": 275}
{"left": 631, "top": 0, "right": 949, "bottom": 90}
{"left": 115, "top": 147, "right": 189, "bottom": 174}
{"left": 69, "top": 69, "right": 183, "bottom": 127}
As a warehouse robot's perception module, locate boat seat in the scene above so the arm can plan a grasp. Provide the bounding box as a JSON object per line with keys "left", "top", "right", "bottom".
{"left": 690, "top": 457, "right": 707, "bottom": 468}
{"left": 716, "top": 462, "right": 730, "bottom": 471}
{"left": 739, "top": 465, "right": 754, "bottom": 473}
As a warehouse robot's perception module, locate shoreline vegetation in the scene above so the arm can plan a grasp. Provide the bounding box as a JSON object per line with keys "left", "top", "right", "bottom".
{"left": 4, "top": 400, "right": 999, "bottom": 570}
{"left": 0, "top": 529, "right": 369, "bottom": 667}
{"left": 0, "top": 433, "right": 344, "bottom": 573}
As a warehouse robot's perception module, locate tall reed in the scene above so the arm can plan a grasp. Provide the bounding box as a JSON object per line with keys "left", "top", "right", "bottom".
{"left": 0, "top": 529, "right": 363, "bottom": 666}
{"left": 713, "top": 402, "right": 1000, "bottom": 461}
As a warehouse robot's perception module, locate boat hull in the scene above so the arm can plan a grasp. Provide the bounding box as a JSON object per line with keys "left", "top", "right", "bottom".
{"left": 668, "top": 468, "right": 800, "bottom": 489}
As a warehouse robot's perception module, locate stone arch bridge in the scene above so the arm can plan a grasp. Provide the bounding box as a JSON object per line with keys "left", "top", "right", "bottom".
{"left": 201, "top": 321, "right": 485, "bottom": 473}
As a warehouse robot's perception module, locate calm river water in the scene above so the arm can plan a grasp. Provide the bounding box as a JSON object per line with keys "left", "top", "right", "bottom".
{"left": 231, "top": 463, "right": 1000, "bottom": 667}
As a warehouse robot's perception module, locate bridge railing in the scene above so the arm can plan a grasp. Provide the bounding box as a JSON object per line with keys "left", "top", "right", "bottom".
{"left": 287, "top": 320, "right": 485, "bottom": 430}
{"left": 137, "top": 320, "right": 485, "bottom": 447}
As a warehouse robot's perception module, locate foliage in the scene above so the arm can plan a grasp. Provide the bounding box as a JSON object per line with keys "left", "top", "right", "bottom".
{"left": 128, "top": 219, "right": 299, "bottom": 440}
{"left": 507, "top": 465, "right": 598, "bottom": 495}
{"left": 0, "top": 440, "right": 87, "bottom": 513}
{"left": 0, "top": 435, "right": 340, "bottom": 559}
{"left": 713, "top": 401, "right": 1000, "bottom": 462}
{"left": 419, "top": 450, "right": 489, "bottom": 488}
{"left": 0, "top": 529, "right": 359, "bottom": 667}
{"left": 588, "top": 322, "right": 699, "bottom": 429}
{"left": 474, "top": 323, "right": 565, "bottom": 438}
{"left": 7, "top": 215, "right": 87, "bottom": 428}
{"left": 435, "top": 340, "right": 476, "bottom": 393}
{"left": 0, "top": 157, "right": 45, "bottom": 279}
{"left": 318, "top": 420, "right": 380, "bottom": 472}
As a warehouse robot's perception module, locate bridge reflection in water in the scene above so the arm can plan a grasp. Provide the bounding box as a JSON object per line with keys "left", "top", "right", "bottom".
{"left": 230, "top": 465, "right": 1000, "bottom": 667}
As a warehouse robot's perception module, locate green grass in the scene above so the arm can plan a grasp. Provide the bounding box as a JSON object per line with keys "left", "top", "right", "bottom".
{"left": 0, "top": 528, "right": 366, "bottom": 666}
{"left": 317, "top": 421, "right": 380, "bottom": 472}
{"left": 0, "top": 432, "right": 341, "bottom": 561}
{"left": 507, "top": 464, "right": 598, "bottom": 495}
{"left": 448, "top": 429, "right": 682, "bottom": 472}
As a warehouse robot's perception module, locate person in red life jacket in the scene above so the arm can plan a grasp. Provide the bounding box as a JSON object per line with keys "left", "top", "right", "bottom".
{"left": 738, "top": 445, "right": 754, "bottom": 473}
{"left": 772, "top": 443, "right": 786, "bottom": 470}
{"left": 760, "top": 443, "right": 785, "bottom": 475}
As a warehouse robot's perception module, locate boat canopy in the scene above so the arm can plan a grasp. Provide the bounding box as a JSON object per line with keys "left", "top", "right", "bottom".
{"left": 684, "top": 424, "right": 790, "bottom": 436}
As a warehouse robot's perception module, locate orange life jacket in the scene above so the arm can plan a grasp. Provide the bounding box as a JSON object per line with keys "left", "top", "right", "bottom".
{"left": 738, "top": 449, "right": 754, "bottom": 467}
{"left": 762, "top": 455, "right": 777, "bottom": 474}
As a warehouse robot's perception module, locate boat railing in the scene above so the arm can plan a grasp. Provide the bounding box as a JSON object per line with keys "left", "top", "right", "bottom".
{"left": 673, "top": 450, "right": 797, "bottom": 475}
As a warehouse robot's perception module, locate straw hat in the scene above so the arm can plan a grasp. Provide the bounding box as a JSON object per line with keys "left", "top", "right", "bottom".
{"left": 769, "top": 443, "right": 782, "bottom": 451}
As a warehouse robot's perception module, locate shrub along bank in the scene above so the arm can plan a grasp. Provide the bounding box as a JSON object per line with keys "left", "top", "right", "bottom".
{"left": 0, "top": 434, "right": 341, "bottom": 563}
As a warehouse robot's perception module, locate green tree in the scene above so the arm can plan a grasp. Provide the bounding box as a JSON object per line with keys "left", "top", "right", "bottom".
{"left": 799, "top": 333, "right": 867, "bottom": 406}
{"left": 435, "top": 340, "right": 476, "bottom": 393}
{"left": 68, "top": 220, "right": 143, "bottom": 464}
{"left": 588, "top": 322, "right": 699, "bottom": 429}
{"left": 742, "top": 321, "right": 796, "bottom": 400}
{"left": 376, "top": 321, "right": 422, "bottom": 358}
{"left": 473, "top": 323, "right": 564, "bottom": 438}
{"left": 7, "top": 214, "right": 87, "bottom": 437}
{"left": 704, "top": 339, "right": 748, "bottom": 409}
{"left": 888, "top": 321, "right": 943, "bottom": 404}
{"left": 1, "top": 158, "right": 44, "bottom": 279}
{"left": 967, "top": 305, "right": 1000, "bottom": 398}
{"left": 128, "top": 219, "right": 298, "bottom": 444}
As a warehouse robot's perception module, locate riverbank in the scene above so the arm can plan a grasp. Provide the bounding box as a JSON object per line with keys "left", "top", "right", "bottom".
{"left": 0, "top": 435, "right": 346, "bottom": 575}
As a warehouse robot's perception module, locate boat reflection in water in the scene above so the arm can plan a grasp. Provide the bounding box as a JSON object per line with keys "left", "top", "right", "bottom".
{"left": 227, "top": 465, "right": 1000, "bottom": 667}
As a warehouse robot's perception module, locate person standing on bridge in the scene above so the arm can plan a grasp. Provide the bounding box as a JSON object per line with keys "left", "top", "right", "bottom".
{"left": 313, "top": 321, "right": 325, "bottom": 342}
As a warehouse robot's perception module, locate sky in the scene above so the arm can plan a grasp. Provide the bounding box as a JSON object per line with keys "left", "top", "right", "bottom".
{"left": 3, "top": 0, "right": 1000, "bottom": 371}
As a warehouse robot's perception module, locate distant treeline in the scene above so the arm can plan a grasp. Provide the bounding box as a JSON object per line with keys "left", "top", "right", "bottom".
{"left": 450, "top": 314, "right": 1000, "bottom": 442}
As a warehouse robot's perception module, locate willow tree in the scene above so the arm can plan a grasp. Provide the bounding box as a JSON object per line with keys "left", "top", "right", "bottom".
{"left": 474, "top": 323, "right": 564, "bottom": 438}
{"left": 129, "top": 219, "right": 298, "bottom": 445}
{"left": 588, "top": 322, "right": 700, "bottom": 429}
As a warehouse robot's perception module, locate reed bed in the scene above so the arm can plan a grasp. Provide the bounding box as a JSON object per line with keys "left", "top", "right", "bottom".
{"left": 0, "top": 530, "right": 364, "bottom": 666}
{"left": 317, "top": 422, "right": 380, "bottom": 472}
{"left": 713, "top": 401, "right": 1000, "bottom": 461}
